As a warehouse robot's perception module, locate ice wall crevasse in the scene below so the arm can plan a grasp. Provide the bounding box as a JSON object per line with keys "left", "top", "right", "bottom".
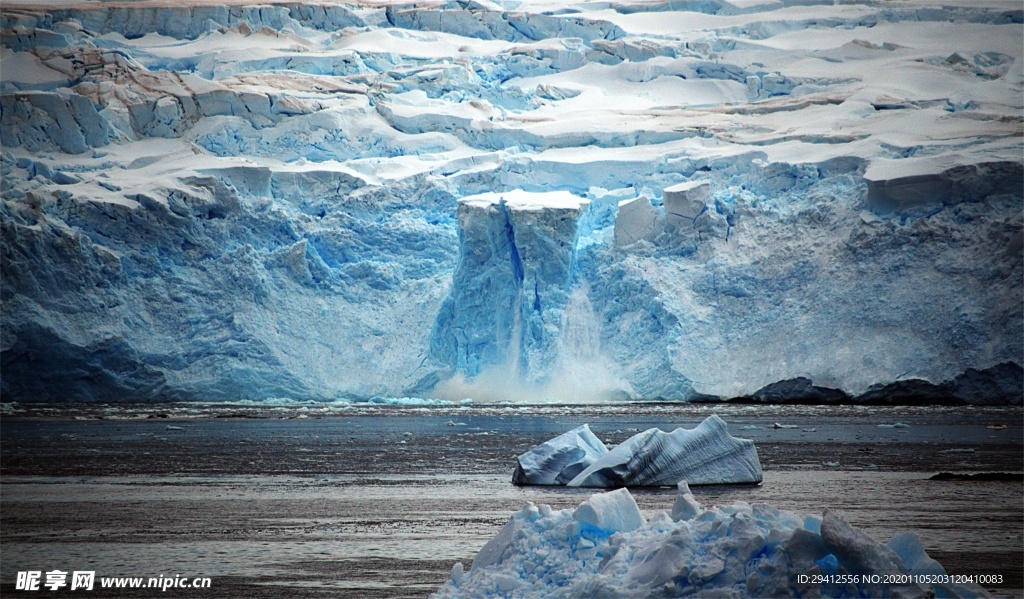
{"left": 428, "top": 190, "right": 600, "bottom": 396}
{"left": 1, "top": 92, "right": 114, "bottom": 154}
{"left": 0, "top": 4, "right": 366, "bottom": 41}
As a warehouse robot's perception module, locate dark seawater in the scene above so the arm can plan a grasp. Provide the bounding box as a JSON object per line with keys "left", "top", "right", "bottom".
{"left": 1, "top": 403, "right": 1021, "bottom": 597}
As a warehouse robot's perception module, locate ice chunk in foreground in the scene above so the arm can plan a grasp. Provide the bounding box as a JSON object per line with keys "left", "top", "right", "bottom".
{"left": 820, "top": 508, "right": 905, "bottom": 577}
{"left": 573, "top": 488, "right": 645, "bottom": 534}
{"left": 670, "top": 480, "right": 701, "bottom": 521}
{"left": 512, "top": 424, "right": 608, "bottom": 485}
{"left": 433, "top": 489, "right": 991, "bottom": 599}
{"left": 568, "top": 414, "right": 762, "bottom": 487}
{"left": 469, "top": 503, "right": 537, "bottom": 573}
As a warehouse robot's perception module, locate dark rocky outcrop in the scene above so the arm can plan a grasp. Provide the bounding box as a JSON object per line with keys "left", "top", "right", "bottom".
{"left": 855, "top": 362, "right": 1023, "bottom": 405}
{"left": 747, "top": 377, "right": 850, "bottom": 404}
{"left": 699, "top": 363, "right": 1023, "bottom": 406}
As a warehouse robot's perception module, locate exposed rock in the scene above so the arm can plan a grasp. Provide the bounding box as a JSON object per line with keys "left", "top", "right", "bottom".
{"left": 747, "top": 377, "right": 850, "bottom": 404}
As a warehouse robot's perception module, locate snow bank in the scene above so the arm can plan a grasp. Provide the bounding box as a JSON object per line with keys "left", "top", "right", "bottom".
{"left": 434, "top": 487, "right": 992, "bottom": 598}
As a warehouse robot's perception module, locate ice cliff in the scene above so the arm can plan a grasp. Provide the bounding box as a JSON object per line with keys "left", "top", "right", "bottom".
{"left": 429, "top": 190, "right": 591, "bottom": 390}
{"left": 1, "top": 0, "right": 1021, "bottom": 402}
{"left": 433, "top": 486, "right": 992, "bottom": 598}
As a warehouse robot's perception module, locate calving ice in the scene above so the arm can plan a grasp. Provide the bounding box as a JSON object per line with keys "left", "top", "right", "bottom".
{"left": 1, "top": 0, "right": 1020, "bottom": 404}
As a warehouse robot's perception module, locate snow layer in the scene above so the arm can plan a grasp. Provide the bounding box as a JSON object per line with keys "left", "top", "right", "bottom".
{"left": 1, "top": 0, "right": 1021, "bottom": 402}
{"left": 434, "top": 487, "right": 992, "bottom": 598}
{"left": 568, "top": 415, "right": 763, "bottom": 486}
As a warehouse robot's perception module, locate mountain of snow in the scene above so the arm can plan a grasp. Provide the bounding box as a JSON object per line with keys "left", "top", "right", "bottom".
{"left": 433, "top": 486, "right": 992, "bottom": 598}
{"left": 1, "top": 0, "right": 1021, "bottom": 402}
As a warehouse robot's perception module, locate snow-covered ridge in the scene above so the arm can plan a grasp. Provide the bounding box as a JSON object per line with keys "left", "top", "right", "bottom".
{"left": 433, "top": 485, "right": 992, "bottom": 598}
{"left": 1, "top": 0, "right": 1021, "bottom": 402}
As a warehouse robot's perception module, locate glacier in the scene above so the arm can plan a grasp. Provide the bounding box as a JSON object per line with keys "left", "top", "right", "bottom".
{"left": 1, "top": 0, "right": 1022, "bottom": 402}
{"left": 433, "top": 486, "right": 992, "bottom": 598}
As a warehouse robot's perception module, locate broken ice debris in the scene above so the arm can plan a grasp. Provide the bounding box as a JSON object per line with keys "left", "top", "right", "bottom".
{"left": 663, "top": 180, "right": 710, "bottom": 229}
{"left": 613, "top": 196, "right": 662, "bottom": 247}
{"left": 572, "top": 487, "right": 645, "bottom": 534}
{"left": 434, "top": 486, "right": 991, "bottom": 598}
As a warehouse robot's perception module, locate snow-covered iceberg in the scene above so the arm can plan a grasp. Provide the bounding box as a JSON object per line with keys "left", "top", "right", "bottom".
{"left": 568, "top": 415, "right": 762, "bottom": 487}
{"left": 512, "top": 424, "right": 608, "bottom": 486}
{"left": 434, "top": 486, "right": 991, "bottom": 598}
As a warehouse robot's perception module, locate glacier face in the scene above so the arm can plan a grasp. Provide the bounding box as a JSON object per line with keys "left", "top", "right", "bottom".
{"left": 1, "top": 0, "right": 1021, "bottom": 402}
{"left": 430, "top": 191, "right": 590, "bottom": 387}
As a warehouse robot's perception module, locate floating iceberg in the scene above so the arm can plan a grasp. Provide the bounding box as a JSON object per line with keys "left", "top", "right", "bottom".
{"left": 351, "top": 396, "right": 460, "bottom": 406}
{"left": 513, "top": 416, "right": 761, "bottom": 487}
{"left": 512, "top": 424, "right": 608, "bottom": 486}
{"left": 568, "top": 415, "right": 762, "bottom": 487}
{"left": 434, "top": 486, "right": 991, "bottom": 598}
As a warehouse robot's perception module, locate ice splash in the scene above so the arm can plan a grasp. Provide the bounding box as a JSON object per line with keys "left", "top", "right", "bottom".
{"left": 506, "top": 275, "right": 525, "bottom": 383}
{"left": 544, "top": 284, "right": 631, "bottom": 402}
{"left": 428, "top": 191, "right": 631, "bottom": 403}
{"left": 431, "top": 279, "right": 630, "bottom": 403}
